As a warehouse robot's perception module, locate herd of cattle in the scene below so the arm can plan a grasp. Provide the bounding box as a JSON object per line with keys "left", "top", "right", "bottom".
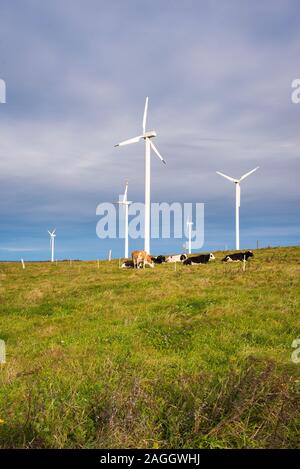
{"left": 121, "top": 250, "right": 254, "bottom": 269}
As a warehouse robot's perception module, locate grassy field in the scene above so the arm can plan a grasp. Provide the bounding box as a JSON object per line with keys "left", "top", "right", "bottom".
{"left": 0, "top": 246, "right": 299, "bottom": 449}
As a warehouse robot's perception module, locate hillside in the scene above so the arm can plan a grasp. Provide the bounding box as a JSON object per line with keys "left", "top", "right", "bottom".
{"left": 0, "top": 246, "right": 299, "bottom": 448}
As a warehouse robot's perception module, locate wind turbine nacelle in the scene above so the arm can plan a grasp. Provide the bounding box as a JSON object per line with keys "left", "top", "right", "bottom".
{"left": 143, "top": 130, "right": 157, "bottom": 139}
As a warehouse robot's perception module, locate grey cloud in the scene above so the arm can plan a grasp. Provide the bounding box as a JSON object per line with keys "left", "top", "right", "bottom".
{"left": 0, "top": 0, "right": 299, "bottom": 258}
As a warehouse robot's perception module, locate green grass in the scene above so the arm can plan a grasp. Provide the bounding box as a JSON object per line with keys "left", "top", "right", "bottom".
{"left": 0, "top": 246, "right": 299, "bottom": 448}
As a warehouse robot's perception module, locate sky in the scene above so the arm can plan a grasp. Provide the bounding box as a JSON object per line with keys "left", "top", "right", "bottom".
{"left": 0, "top": 0, "right": 299, "bottom": 260}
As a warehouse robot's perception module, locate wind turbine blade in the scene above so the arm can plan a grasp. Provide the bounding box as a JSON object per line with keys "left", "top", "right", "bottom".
{"left": 48, "top": 231, "right": 51, "bottom": 235}
{"left": 142, "top": 97, "right": 149, "bottom": 134}
{"left": 150, "top": 140, "right": 166, "bottom": 164}
{"left": 239, "top": 166, "right": 259, "bottom": 181}
{"left": 115, "top": 135, "right": 143, "bottom": 147}
{"left": 216, "top": 171, "right": 236, "bottom": 182}
{"left": 123, "top": 182, "right": 128, "bottom": 203}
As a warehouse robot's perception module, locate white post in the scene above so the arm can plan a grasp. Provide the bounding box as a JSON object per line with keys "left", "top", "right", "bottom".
{"left": 97, "top": 259, "right": 100, "bottom": 269}
{"left": 108, "top": 250, "right": 112, "bottom": 261}
{"left": 144, "top": 137, "right": 151, "bottom": 254}
{"left": 124, "top": 203, "right": 129, "bottom": 259}
{"left": 243, "top": 255, "right": 246, "bottom": 272}
{"left": 21, "top": 259, "right": 25, "bottom": 269}
{"left": 235, "top": 183, "right": 240, "bottom": 250}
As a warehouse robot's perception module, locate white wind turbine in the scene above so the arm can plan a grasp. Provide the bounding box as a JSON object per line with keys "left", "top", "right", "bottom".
{"left": 187, "top": 216, "right": 193, "bottom": 255}
{"left": 115, "top": 97, "right": 166, "bottom": 254}
{"left": 48, "top": 229, "right": 56, "bottom": 263}
{"left": 116, "top": 181, "right": 132, "bottom": 259}
{"left": 216, "top": 167, "right": 259, "bottom": 250}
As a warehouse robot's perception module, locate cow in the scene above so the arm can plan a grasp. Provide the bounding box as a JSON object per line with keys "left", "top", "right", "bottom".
{"left": 131, "top": 250, "right": 154, "bottom": 268}
{"left": 152, "top": 255, "right": 166, "bottom": 264}
{"left": 166, "top": 254, "right": 187, "bottom": 263}
{"left": 121, "top": 260, "right": 135, "bottom": 269}
{"left": 222, "top": 250, "right": 254, "bottom": 262}
{"left": 183, "top": 253, "right": 215, "bottom": 265}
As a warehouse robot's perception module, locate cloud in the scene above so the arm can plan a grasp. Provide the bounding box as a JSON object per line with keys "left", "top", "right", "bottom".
{"left": 0, "top": 0, "right": 299, "bottom": 258}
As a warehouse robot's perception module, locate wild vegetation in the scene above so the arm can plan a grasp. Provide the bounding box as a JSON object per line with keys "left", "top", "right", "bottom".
{"left": 0, "top": 246, "right": 299, "bottom": 448}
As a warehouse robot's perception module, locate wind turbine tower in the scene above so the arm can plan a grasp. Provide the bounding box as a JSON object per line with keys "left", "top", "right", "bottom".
{"left": 187, "top": 216, "right": 193, "bottom": 255}
{"left": 117, "top": 181, "right": 132, "bottom": 259}
{"left": 216, "top": 167, "right": 259, "bottom": 250}
{"left": 115, "top": 97, "right": 166, "bottom": 254}
{"left": 48, "top": 229, "right": 56, "bottom": 263}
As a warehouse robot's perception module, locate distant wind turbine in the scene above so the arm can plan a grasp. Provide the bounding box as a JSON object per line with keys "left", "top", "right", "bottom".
{"left": 48, "top": 229, "right": 56, "bottom": 262}
{"left": 115, "top": 97, "right": 166, "bottom": 254}
{"left": 116, "top": 181, "right": 132, "bottom": 259}
{"left": 187, "top": 216, "right": 193, "bottom": 255}
{"left": 216, "top": 167, "right": 259, "bottom": 250}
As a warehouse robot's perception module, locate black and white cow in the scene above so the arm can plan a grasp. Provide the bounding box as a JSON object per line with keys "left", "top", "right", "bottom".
{"left": 166, "top": 254, "right": 187, "bottom": 263}
{"left": 152, "top": 255, "right": 166, "bottom": 264}
{"left": 222, "top": 250, "right": 254, "bottom": 262}
{"left": 183, "top": 253, "right": 215, "bottom": 265}
{"left": 121, "top": 260, "right": 135, "bottom": 269}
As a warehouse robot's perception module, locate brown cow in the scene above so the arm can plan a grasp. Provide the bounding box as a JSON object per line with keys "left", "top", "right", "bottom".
{"left": 131, "top": 250, "right": 154, "bottom": 269}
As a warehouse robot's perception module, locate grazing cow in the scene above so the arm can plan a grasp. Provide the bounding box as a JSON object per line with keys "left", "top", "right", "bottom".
{"left": 166, "top": 254, "right": 187, "bottom": 263}
{"left": 131, "top": 250, "right": 154, "bottom": 268}
{"left": 183, "top": 253, "right": 215, "bottom": 265}
{"left": 152, "top": 255, "right": 166, "bottom": 264}
{"left": 121, "top": 260, "right": 134, "bottom": 269}
{"left": 222, "top": 250, "right": 254, "bottom": 262}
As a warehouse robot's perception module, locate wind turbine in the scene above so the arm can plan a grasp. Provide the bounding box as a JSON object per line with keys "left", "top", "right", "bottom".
{"left": 115, "top": 97, "right": 166, "bottom": 254}
{"left": 116, "top": 181, "right": 132, "bottom": 259}
{"left": 216, "top": 167, "right": 259, "bottom": 250}
{"left": 48, "top": 229, "right": 56, "bottom": 262}
{"left": 187, "top": 216, "right": 193, "bottom": 254}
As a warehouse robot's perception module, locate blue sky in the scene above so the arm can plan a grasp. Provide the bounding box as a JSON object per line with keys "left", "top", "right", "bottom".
{"left": 0, "top": 0, "right": 299, "bottom": 260}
